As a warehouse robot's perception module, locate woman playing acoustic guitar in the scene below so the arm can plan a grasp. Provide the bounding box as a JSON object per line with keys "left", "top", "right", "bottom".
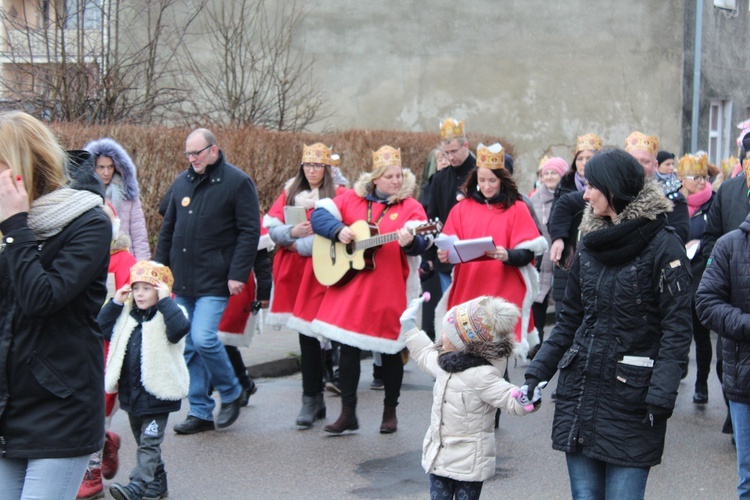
{"left": 310, "top": 145, "right": 432, "bottom": 434}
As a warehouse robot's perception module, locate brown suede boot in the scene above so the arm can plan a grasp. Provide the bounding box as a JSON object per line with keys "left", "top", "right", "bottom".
{"left": 324, "top": 405, "right": 359, "bottom": 434}
{"left": 379, "top": 404, "right": 398, "bottom": 434}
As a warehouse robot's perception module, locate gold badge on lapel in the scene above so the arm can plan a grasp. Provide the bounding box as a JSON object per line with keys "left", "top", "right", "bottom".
{"left": 389, "top": 213, "right": 398, "bottom": 221}
{"left": 181, "top": 196, "right": 191, "bottom": 207}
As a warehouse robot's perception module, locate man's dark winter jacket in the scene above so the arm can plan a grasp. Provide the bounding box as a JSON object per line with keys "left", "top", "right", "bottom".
{"left": 156, "top": 151, "right": 260, "bottom": 297}
{"left": 696, "top": 213, "right": 750, "bottom": 404}
{"left": 425, "top": 154, "right": 476, "bottom": 273}
{"left": 701, "top": 173, "right": 750, "bottom": 260}
{"left": 526, "top": 181, "right": 693, "bottom": 468}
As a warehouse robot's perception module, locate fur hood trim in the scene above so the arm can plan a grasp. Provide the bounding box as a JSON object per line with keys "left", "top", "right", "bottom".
{"left": 353, "top": 168, "right": 417, "bottom": 204}
{"left": 111, "top": 232, "right": 132, "bottom": 253}
{"left": 84, "top": 138, "right": 139, "bottom": 200}
{"left": 580, "top": 180, "right": 672, "bottom": 234}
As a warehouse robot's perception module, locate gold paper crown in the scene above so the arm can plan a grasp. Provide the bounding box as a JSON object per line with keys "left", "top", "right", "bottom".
{"left": 538, "top": 154, "right": 550, "bottom": 170}
{"left": 721, "top": 156, "right": 738, "bottom": 177}
{"left": 372, "top": 145, "right": 401, "bottom": 171}
{"left": 744, "top": 158, "right": 750, "bottom": 173}
{"left": 301, "top": 143, "right": 334, "bottom": 166}
{"left": 625, "top": 131, "right": 659, "bottom": 156}
{"left": 130, "top": 261, "right": 174, "bottom": 291}
{"left": 440, "top": 118, "right": 465, "bottom": 141}
{"left": 476, "top": 143, "right": 505, "bottom": 170}
{"left": 576, "top": 133, "right": 603, "bottom": 153}
{"left": 330, "top": 153, "right": 341, "bottom": 167}
{"left": 677, "top": 154, "right": 708, "bottom": 178}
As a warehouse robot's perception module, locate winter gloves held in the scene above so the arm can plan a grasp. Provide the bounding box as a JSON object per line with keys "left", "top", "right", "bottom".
{"left": 399, "top": 293, "right": 430, "bottom": 332}
{"left": 516, "top": 377, "right": 547, "bottom": 411}
{"left": 643, "top": 405, "right": 673, "bottom": 427}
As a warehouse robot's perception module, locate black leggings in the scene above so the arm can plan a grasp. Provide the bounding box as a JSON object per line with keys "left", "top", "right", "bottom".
{"left": 339, "top": 344, "right": 403, "bottom": 407}
{"left": 691, "top": 303, "right": 712, "bottom": 388}
{"left": 299, "top": 333, "right": 323, "bottom": 396}
{"left": 429, "top": 474, "right": 483, "bottom": 499}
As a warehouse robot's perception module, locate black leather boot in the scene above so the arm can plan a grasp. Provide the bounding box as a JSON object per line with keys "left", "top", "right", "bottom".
{"left": 324, "top": 404, "right": 358, "bottom": 434}
{"left": 296, "top": 393, "right": 326, "bottom": 429}
{"left": 379, "top": 404, "right": 398, "bottom": 434}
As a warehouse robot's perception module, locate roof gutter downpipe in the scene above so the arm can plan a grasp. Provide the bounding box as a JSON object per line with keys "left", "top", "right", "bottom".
{"left": 690, "top": 0, "right": 703, "bottom": 152}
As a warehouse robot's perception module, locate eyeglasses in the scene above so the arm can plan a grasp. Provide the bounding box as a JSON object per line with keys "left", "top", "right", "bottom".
{"left": 685, "top": 175, "right": 707, "bottom": 181}
{"left": 303, "top": 163, "right": 326, "bottom": 170}
{"left": 184, "top": 145, "right": 212, "bottom": 159}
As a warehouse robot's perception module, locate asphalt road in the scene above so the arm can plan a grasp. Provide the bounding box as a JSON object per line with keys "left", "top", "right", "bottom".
{"left": 105, "top": 339, "right": 738, "bottom": 499}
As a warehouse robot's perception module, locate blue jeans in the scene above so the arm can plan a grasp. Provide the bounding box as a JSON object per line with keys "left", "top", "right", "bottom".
{"left": 730, "top": 400, "right": 750, "bottom": 498}
{"left": 0, "top": 454, "right": 90, "bottom": 499}
{"left": 176, "top": 295, "right": 241, "bottom": 421}
{"left": 438, "top": 272, "right": 452, "bottom": 293}
{"left": 566, "top": 452, "right": 650, "bottom": 500}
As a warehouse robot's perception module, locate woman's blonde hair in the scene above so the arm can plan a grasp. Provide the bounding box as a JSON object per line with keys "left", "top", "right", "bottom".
{"left": 0, "top": 111, "right": 67, "bottom": 203}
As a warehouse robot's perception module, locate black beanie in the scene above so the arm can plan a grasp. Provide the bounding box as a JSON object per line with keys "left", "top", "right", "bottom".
{"left": 656, "top": 150, "right": 675, "bottom": 166}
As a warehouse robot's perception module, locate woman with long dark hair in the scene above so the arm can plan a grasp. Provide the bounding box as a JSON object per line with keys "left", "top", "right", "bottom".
{"left": 264, "top": 143, "right": 344, "bottom": 429}
{"left": 437, "top": 143, "right": 547, "bottom": 357}
{"left": 525, "top": 149, "right": 692, "bottom": 498}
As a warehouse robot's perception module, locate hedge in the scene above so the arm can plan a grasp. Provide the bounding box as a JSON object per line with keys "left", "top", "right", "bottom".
{"left": 50, "top": 124, "right": 514, "bottom": 253}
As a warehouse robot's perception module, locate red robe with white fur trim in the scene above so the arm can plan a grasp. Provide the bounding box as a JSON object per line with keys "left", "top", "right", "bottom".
{"left": 265, "top": 190, "right": 307, "bottom": 328}
{"left": 442, "top": 198, "right": 547, "bottom": 356}
{"left": 217, "top": 222, "right": 273, "bottom": 346}
{"left": 288, "top": 186, "right": 348, "bottom": 337}
{"left": 311, "top": 187, "right": 426, "bottom": 354}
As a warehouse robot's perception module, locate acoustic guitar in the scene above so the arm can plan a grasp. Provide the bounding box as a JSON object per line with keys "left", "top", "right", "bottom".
{"left": 312, "top": 219, "right": 442, "bottom": 287}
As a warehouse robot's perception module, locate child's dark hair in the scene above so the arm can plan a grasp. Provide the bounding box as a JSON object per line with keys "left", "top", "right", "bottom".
{"left": 585, "top": 149, "right": 645, "bottom": 215}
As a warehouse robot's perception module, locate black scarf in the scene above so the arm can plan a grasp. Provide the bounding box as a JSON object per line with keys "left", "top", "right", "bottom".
{"left": 469, "top": 189, "right": 508, "bottom": 207}
{"left": 438, "top": 351, "right": 490, "bottom": 373}
{"left": 583, "top": 214, "right": 666, "bottom": 266}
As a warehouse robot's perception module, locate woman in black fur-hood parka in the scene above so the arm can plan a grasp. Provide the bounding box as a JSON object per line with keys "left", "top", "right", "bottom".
{"left": 525, "top": 149, "right": 693, "bottom": 497}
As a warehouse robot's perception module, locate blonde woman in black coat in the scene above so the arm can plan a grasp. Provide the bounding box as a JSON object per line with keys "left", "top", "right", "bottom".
{"left": 0, "top": 112, "right": 111, "bottom": 498}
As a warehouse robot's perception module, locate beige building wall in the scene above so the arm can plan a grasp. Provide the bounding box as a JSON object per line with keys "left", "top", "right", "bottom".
{"left": 289, "top": 1, "right": 687, "bottom": 188}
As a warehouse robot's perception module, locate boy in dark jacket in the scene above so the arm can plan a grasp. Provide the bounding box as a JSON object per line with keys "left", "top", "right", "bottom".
{"left": 98, "top": 261, "right": 191, "bottom": 500}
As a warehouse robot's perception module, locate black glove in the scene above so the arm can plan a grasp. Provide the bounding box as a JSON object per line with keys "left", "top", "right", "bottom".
{"left": 642, "top": 405, "right": 673, "bottom": 427}
{"left": 525, "top": 377, "right": 540, "bottom": 402}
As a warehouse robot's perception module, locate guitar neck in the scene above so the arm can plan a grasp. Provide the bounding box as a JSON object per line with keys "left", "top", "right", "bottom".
{"left": 354, "top": 231, "right": 401, "bottom": 251}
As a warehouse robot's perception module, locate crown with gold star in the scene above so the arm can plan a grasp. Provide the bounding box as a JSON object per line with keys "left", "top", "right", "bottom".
{"left": 372, "top": 145, "right": 401, "bottom": 171}
{"left": 130, "top": 261, "right": 174, "bottom": 292}
{"left": 625, "top": 131, "right": 659, "bottom": 156}
{"left": 476, "top": 143, "right": 505, "bottom": 170}
{"left": 301, "top": 143, "right": 334, "bottom": 166}
{"left": 440, "top": 118, "right": 465, "bottom": 141}
{"left": 721, "top": 156, "right": 738, "bottom": 178}
{"left": 576, "top": 133, "right": 603, "bottom": 153}
{"left": 677, "top": 153, "right": 708, "bottom": 178}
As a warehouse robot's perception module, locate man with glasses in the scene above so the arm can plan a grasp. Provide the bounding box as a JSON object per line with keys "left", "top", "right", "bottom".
{"left": 625, "top": 131, "right": 689, "bottom": 243}
{"left": 156, "top": 128, "right": 260, "bottom": 434}
{"left": 426, "top": 118, "right": 476, "bottom": 292}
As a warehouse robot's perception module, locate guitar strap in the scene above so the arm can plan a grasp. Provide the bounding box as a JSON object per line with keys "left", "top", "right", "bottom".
{"left": 367, "top": 201, "right": 391, "bottom": 226}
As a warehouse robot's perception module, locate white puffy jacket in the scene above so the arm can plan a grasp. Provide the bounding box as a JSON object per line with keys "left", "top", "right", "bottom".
{"left": 405, "top": 327, "right": 533, "bottom": 482}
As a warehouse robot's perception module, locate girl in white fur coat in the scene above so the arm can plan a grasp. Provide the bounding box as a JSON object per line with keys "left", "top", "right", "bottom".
{"left": 401, "top": 295, "right": 540, "bottom": 499}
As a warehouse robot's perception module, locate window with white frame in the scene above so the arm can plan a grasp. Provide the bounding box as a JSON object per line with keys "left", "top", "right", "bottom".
{"left": 708, "top": 99, "right": 733, "bottom": 165}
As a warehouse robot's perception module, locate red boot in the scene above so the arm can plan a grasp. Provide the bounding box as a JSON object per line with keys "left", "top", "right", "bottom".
{"left": 101, "top": 431, "right": 120, "bottom": 480}
{"left": 76, "top": 468, "right": 103, "bottom": 499}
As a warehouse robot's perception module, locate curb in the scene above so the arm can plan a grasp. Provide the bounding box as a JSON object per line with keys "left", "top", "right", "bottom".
{"left": 247, "top": 357, "right": 300, "bottom": 379}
